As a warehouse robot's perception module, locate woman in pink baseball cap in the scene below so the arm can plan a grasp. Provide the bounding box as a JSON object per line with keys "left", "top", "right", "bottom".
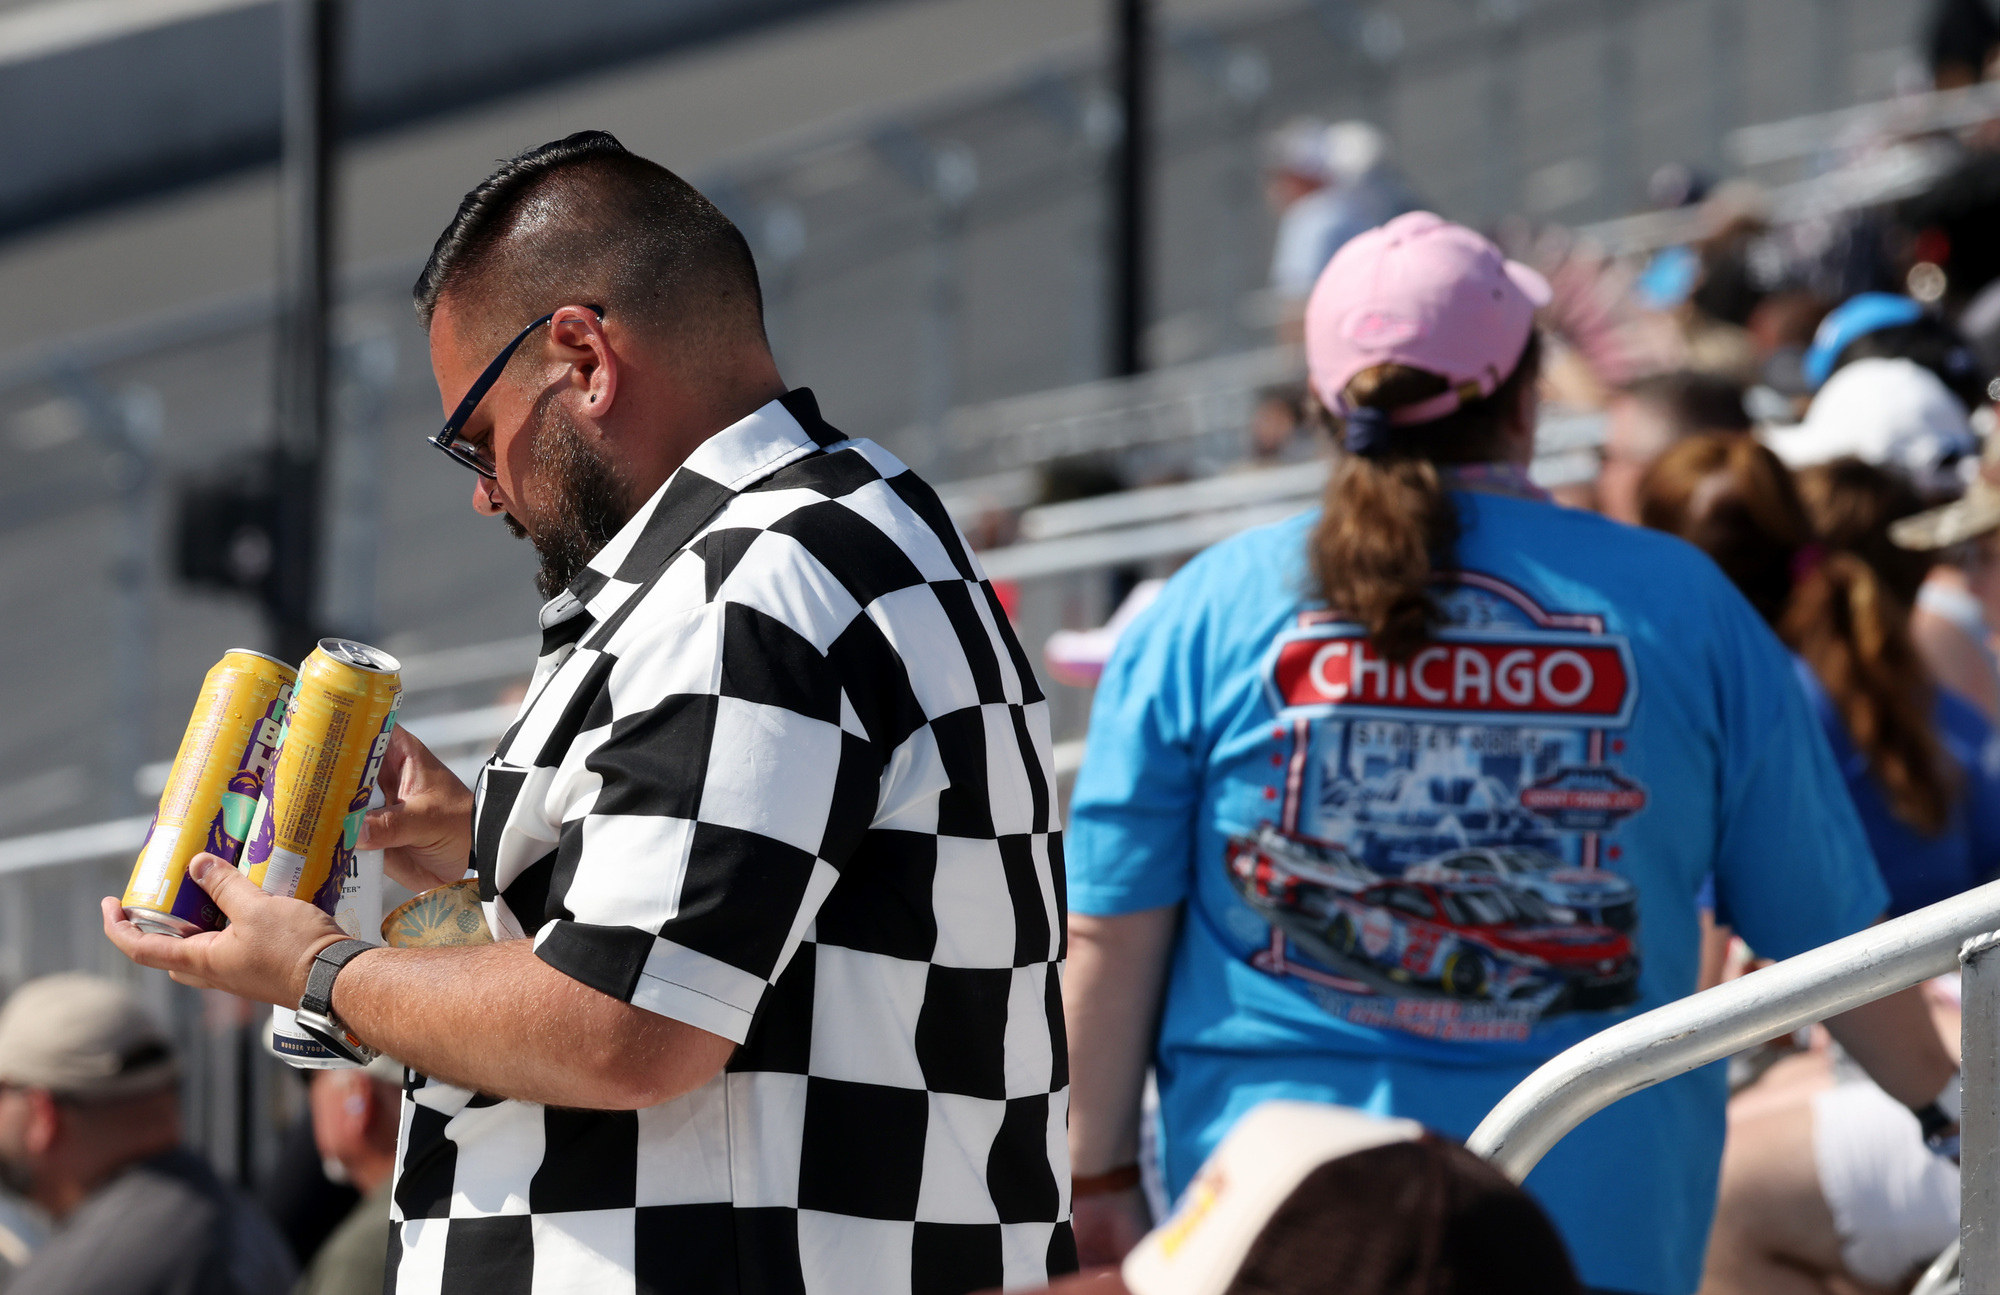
{"left": 1298, "top": 211, "right": 1552, "bottom": 660}
{"left": 1062, "top": 212, "right": 1954, "bottom": 1295}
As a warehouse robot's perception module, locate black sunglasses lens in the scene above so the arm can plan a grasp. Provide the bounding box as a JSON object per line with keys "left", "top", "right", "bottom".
{"left": 456, "top": 441, "right": 497, "bottom": 477}
{"left": 432, "top": 431, "right": 497, "bottom": 478}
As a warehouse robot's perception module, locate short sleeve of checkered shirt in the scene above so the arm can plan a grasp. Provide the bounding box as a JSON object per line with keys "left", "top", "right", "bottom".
{"left": 388, "top": 390, "right": 1074, "bottom": 1295}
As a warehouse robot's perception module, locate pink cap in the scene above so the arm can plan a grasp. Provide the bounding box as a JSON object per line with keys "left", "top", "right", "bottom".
{"left": 1304, "top": 211, "right": 1551, "bottom": 424}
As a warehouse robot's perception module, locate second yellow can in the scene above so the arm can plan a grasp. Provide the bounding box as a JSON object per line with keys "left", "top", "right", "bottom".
{"left": 242, "top": 638, "right": 402, "bottom": 915}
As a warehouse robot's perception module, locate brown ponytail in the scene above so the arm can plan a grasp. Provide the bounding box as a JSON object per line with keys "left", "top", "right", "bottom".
{"left": 1311, "top": 335, "right": 1542, "bottom": 662}
{"left": 1639, "top": 438, "right": 1952, "bottom": 834}
{"left": 1790, "top": 460, "right": 1950, "bottom": 834}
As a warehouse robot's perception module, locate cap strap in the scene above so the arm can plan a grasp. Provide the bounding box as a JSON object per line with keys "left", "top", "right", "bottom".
{"left": 1390, "top": 378, "right": 1490, "bottom": 427}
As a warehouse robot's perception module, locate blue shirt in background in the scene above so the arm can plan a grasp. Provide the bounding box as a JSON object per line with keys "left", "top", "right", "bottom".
{"left": 1066, "top": 493, "right": 1888, "bottom": 1295}
{"left": 1795, "top": 660, "right": 2000, "bottom": 916}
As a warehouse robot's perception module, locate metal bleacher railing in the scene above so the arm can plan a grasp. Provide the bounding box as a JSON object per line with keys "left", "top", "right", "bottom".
{"left": 1466, "top": 885, "right": 2000, "bottom": 1295}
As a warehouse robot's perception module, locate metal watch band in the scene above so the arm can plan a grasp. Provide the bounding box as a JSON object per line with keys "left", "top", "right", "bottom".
{"left": 301, "top": 938, "right": 376, "bottom": 1018}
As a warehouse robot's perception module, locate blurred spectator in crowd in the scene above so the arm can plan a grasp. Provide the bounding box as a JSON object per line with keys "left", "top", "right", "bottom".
{"left": 1631, "top": 166, "right": 1711, "bottom": 321}
{"left": 1743, "top": 288, "right": 1828, "bottom": 404}
{"left": 1598, "top": 370, "right": 1752, "bottom": 524}
{"left": 258, "top": 1097, "right": 358, "bottom": 1272}
{"left": 1895, "top": 438, "right": 2000, "bottom": 723}
{"left": 1700, "top": 978, "right": 1963, "bottom": 1295}
{"left": 1681, "top": 185, "right": 1781, "bottom": 384}
{"left": 1649, "top": 163, "right": 1712, "bottom": 213}
{"left": 291, "top": 1059, "right": 399, "bottom": 1295}
{"left": 1766, "top": 345, "right": 1994, "bottom": 714}
{"left": 1930, "top": 0, "right": 2000, "bottom": 89}
{"left": 1064, "top": 212, "right": 1953, "bottom": 1295}
{"left": 1639, "top": 442, "right": 1990, "bottom": 1291}
{"left": 1764, "top": 357, "right": 1979, "bottom": 498}
{"left": 1800, "top": 293, "right": 1987, "bottom": 413}
{"left": 1266, "top": 119, "right": 1417, "bottom": 311}
{"left": 1641, "top": 441, "right": 2000, "bottom": 917}
{"left": 0, "top": 975, "right": 294, "bottom": 1295}
{"left": 1804, "top": 294, "right": 1923, "bottom": 391}
{"left": 1002, "top": 1102, "right": 1580, "bottom": 1295}
{"left": 1893, "top": 4, "right": 2000, "bottom": 312}
{"left": 1895, "top": 177, "right": 2000, "bottom": 316}
{"left": 1248, "top": 385, "right": 1316, "bottom": 464}
{"left": 1958, "top": 274, "right": 2000, "bottom": 379}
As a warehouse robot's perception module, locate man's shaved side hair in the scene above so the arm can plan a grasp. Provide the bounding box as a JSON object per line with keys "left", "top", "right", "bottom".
{"left": 414, "top": 130, "right": 766, "bottom": 354}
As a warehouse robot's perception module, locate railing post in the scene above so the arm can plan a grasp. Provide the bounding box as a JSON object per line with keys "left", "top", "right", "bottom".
{"left": 1962, "top": 931, "right": 2000, "bottom": 1288}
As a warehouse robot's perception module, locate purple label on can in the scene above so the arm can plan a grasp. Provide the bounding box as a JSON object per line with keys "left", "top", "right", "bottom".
{"left": 156, "top": 687, "right": 289, "bottom": 931}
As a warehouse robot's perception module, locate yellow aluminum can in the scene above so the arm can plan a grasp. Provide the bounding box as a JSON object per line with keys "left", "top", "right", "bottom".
{"left": 123, "top": 649, "right": 297, "bottom": 937}
{"left": 242, "top": 638, "right": 402, "bottom": 916}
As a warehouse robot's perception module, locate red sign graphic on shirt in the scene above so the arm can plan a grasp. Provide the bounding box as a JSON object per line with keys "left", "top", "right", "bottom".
{"left": 1265, "top": 630, "right": 1637, "bottom": 728}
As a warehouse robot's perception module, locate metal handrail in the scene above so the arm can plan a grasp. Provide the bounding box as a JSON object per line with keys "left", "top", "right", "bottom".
{"left": 1466, "top": 879, "right": 2000, "bottom": 1180}
{"left": 1911, "top": 1240, "right": 1958, "bottom": 1295}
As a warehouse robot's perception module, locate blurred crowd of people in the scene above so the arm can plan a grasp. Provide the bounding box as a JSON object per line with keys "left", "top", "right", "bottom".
{"left": 1043, "top": 9, "right": 2000, "bottom": 1289}
{"left": 0, "top": 976, "right": 401, "bottom": 1295}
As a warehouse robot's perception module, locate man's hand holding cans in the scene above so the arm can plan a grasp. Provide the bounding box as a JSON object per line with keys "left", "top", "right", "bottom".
{"left": 101, "top": 853, "right": 354, "bottom": 1007}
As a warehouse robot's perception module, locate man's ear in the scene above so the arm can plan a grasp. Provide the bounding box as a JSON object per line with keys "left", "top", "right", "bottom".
{"left": 22, "top": 1089, "right": 60, "bottom": 1157}
{"left": 548, "top": 307, "right": 618, "bottom": 419}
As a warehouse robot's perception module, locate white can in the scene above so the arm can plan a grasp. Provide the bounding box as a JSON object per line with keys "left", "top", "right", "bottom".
{"left": 267, "top": 786, "right": 385, "bottom": 1070}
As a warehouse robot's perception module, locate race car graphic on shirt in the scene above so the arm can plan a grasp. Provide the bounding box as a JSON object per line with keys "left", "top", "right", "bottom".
{"left": 1230, "top": 572, "right": 1648, "bottom": 1041}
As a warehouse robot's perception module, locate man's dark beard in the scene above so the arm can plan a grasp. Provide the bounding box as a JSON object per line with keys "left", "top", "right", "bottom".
{"left": 502, "top": 399, "right": 634, "bottom": 600}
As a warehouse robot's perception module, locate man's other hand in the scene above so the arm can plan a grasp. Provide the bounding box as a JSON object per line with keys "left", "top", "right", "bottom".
{"left": 358, "top": 726, "right": 476, "bottom": 891}
{"left": 102, "top": 855, "right": 349, "bottom": 1006}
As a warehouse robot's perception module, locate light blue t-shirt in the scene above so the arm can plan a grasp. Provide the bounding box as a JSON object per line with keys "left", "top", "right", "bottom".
{"left": 1067, "top": 493, "right": 1887, "bottom": 1295}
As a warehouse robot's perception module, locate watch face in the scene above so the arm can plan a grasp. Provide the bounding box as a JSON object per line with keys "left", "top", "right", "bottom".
{"left": 292, "top": 1008, "right": 379, "bottom": 1066}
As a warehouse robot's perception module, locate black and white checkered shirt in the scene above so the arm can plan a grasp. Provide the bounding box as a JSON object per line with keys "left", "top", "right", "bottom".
{"left": 385, "top": 391, "right": 1074, "bottom": 1295}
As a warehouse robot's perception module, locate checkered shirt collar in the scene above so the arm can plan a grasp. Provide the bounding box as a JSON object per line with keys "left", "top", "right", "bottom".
{"left": 536, "top": 388, "right": 845, "bottom": 641}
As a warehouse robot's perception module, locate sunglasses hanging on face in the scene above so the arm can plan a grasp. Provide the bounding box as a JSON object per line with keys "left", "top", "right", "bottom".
{"left": 428, "top": 305, "right": 605, "bottom": 478}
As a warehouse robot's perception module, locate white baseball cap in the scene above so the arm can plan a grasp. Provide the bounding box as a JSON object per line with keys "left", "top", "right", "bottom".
{"left": 1761, "top": 357, "right": 1978, "bottom": 496}
{"left": 1265, "top": 117, "right": 1333, "bottom": 183}
{"left": 1323, "top": 121, "right": 1389, "bottom": 184}
{"left": 1121, "top": 1103, "right": 1423, "bottom": 1295}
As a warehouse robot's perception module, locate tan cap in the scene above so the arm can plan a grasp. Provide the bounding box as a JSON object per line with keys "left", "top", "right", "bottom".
{"left": 1890, "top": 481, "right": 2000, "bottom": 550}
{"left": 1121, "top": 1102, "right": 1423, "bottom": 1295}
{"left": 1894, "top": 416, "right": 2000, "bottom": 551}
{"left": 0, "top": 974, "right": 176, "bottom": 1099}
